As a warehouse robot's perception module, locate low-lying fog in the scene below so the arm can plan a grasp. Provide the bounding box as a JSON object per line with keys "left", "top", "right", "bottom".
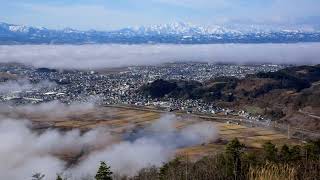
{"left": 0, "top": 101, "right": 218, "bottom": 180}
{"left": 0, "top": 43, "right": 319, "bottom": 69}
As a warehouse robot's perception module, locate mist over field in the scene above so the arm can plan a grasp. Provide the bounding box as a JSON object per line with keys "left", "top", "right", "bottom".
{"left": 0, "top": 43, "right": 319, "bottom": 69}
{"left": 0, "top": 79, "right": 56, "bottom": 95}
{"left": 0, "top": 101, "right": 218, "bottom": 180}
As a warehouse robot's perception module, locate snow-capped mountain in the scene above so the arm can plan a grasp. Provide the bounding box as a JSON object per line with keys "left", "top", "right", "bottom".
{"left": 126, "top": 22, "right": 241, "bottom": 35}
{"left": 0, "top": 22, "right": 47, "bottom": 34}
{"left": 0, "top": 22, "right": 319, "bottom": 44}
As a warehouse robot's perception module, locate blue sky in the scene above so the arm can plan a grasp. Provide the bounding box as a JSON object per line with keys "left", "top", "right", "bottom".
{"left": 0, "top": 0, "right": 320, "bottom": 30}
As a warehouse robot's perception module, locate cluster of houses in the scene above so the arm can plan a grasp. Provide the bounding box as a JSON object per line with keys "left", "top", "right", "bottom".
{"left": 0, "top": 62, "right": 277, "bottom": 125}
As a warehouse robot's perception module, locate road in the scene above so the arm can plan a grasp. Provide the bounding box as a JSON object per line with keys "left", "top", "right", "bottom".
{"left": 299, "top": 109, "right": 320, "bottom": 120}
{"left": 104, "top": 104, "right": 320, "bottom": 140}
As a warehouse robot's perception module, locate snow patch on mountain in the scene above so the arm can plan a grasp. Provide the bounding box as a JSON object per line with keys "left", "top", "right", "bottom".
{"left": 0, "top": 22, "right": 319, "bottom": 44}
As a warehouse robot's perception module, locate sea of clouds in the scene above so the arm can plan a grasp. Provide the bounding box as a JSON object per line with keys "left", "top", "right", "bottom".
{"left": 0, "top": 101, "right": 218, "bottom": 180}
{"left": 0, "top": 43, "right": 319, "bottom": 70}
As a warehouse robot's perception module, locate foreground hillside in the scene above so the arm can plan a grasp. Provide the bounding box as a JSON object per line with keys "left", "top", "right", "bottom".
{"left": 140, "top": 64, "right": 320, "bottom": 131}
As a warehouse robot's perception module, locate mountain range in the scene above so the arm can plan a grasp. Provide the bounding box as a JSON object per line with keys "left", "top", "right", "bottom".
{"left": 1, "top": 22, "right": 320, "bottom": 44}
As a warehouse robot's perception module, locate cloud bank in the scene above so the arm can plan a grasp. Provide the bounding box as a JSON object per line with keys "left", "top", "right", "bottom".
{"left": 0, "top": 118, "right": 111, "bottom": 180}
{"left": 0, "top": 44, "right": 319, "bottom": 70}
{"left": 0, "top": 113, "right": 218, "bottom": 180}
{"left": 0, "top": 79, "right": 56, "bottom": 95}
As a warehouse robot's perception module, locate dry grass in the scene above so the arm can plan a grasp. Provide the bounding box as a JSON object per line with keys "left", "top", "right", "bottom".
{"left": 179, "top": 122, "right": 300, "bottom": 157}
{"left": 177, "top": 144, "right": 225, "bottom": 161}
{"left": 248, "top": 163, "right": 297, "bottom": 180}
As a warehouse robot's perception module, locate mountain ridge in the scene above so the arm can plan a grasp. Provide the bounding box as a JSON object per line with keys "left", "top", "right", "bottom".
{"left": 1, "top": 22, "right": 320, "bottom": 44}
{"left": 140, "top": 64, "right": 320, "bottom": 131}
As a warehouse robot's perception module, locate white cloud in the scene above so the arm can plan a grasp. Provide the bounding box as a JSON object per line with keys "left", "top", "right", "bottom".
{"left": 0, "top": 113, "right": 218, "bottom": 179}
{"left": 0, "top": 79, "right": 56, "bottom": 95}
{"left": 0, "top": 44, "right": 319, "bottom": 70}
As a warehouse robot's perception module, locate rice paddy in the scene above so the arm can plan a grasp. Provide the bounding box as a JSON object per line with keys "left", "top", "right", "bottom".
{"left": 28, "top": 106, "right": 300, "bottom": 158}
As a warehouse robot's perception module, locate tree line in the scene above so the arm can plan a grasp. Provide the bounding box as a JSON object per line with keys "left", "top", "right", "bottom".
{"left": 32, "top": 138, "right": 320, "bottom": 180}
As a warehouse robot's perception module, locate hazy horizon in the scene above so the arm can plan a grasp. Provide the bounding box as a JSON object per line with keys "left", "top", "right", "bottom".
{"left": 0, "top": 43, "right": 319, "bottom": 70}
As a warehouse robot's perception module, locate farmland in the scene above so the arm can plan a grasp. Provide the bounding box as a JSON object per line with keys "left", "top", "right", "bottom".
{"left": 17, "top": 105, "right": 300, "bottom": 159}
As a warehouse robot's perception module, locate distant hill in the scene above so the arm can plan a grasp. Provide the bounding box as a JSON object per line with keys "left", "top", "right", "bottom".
{"left": 0, "top": 72, "right": 17, "bottom": 82}
{"left": 1, "top": 22, "right": 320, "bottom": 44}
{"left": 140, "top": 64, "right": 320, "bottom": 131}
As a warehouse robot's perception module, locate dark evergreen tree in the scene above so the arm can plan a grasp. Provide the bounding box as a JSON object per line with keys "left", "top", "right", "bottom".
{"left": 280, "top": 144, "right": 291, "bottom": 162}
{"left": 95, "top": 161, "right": 113, "bottom": 180}
{"left": 262, "top": 141, "right": 278, "bottom": 162}
{"left": 225, "top": 138, "right": 245, "bottom": 180}
{"left": 303, "top": 140, "right": 320, "bottom": 160}
{"left": 56, "top": 174, "right": 63, "bottom": 180}
{"left": 290, "top": 145, "right": 301, "bottom": 161}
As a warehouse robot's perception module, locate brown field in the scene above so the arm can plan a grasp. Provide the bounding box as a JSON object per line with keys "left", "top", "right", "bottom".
{"left": 19, "top": 106, "right": 300, "bottom": 160}
{"left": 178, "top": 122, "right": 298, "bottom": 160}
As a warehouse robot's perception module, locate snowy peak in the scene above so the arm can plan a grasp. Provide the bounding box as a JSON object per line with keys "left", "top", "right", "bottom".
{"left": 8, "top": 24, "right": 30, "bottom": 33}
{"left": 0, "top": 22, "right": 47, "bottom": 33}
{"left": 0, "top": 21, "right": 319, "bottom": 44}
{"left": 62, "top": 27, "right": 83, "bottom": 34}
{"left": 1, "top": 21, "right": 318, "bottom": 35}
{"left": 125, "top": 22, "right": 240, "bottom": 35}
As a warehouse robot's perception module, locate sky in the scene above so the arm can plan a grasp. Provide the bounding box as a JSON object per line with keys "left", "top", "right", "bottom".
{"left": 0, "top": 0, "right": 320, "bottom": 30}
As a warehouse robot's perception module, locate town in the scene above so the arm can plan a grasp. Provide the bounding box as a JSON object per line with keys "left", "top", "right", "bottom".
{"left": 0, "top": 62, "right": 288, "bottom": 123}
